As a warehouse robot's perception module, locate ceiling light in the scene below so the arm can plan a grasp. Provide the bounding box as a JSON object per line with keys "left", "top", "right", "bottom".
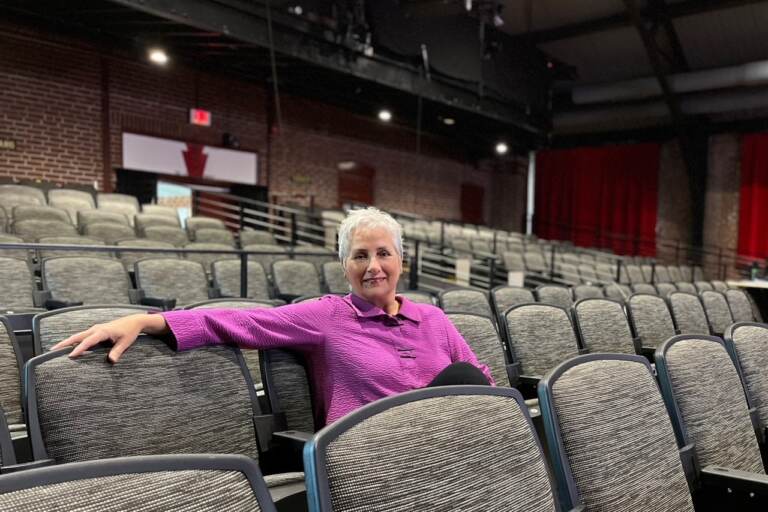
{"left": 465, "top": 0, "right": 472, "bottom": 11}
{"left": 378, "top": 109, "right": 392, "bottom": 122}
{"left": 148, "top": 48, "right": 169, "bottom": 65}
{"left": 442, "top": 117, "right": 455, "bottom": 125}
{"left": 495, "top": 142, "right": 508, "bottom": 155}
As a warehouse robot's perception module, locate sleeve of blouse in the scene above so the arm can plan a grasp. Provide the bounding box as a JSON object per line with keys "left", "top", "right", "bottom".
{"left": 444, "top": 315, "right": 496, "bottom": 386}
{"left": 160, "top": 297, "right": 335, "bottom": 352}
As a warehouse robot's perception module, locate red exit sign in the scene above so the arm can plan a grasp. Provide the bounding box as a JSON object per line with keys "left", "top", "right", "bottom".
{"left": 189, "top": 108, "right": 211, "bottom": 127}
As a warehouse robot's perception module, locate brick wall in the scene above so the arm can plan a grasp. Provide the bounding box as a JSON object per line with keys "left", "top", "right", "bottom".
{"left": 656, "top": 140, "right": 693, "bottom": 262}
{"left": 0, "top": 22, "right": 511, "bottom": 223}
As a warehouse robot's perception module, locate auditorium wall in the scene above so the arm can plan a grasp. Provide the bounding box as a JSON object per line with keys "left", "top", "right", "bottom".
{"left": 0, "top": 21, "right": 497, "bottom": 223}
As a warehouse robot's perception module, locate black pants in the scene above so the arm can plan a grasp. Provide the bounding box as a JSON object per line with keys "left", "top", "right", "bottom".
{"left": 427, "top": 362, "right": 490, "bottom": 387}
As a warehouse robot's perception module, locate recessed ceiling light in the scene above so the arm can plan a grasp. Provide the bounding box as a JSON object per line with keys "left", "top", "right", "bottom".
{"left": 148, "top": 48, "right": 169, "bottom": 65}
{"left": 495, "top": 142, "right": 509, "bottom": 155}
{"left": 378, "top": 109, "right": 392, "bottom": 122}
{"left": 443, "top": 117, "right": 455, "bottom": 125}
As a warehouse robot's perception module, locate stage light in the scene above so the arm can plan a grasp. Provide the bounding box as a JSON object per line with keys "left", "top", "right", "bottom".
{"left": 443, "top": 117, "right": 455, "bottom": 126}
{"left": 495, "top": 142, "right": 508, "bottom": 155}
{"left": 378, "top": 109, "right": 392, "bottom": 122}
{"left": 148, "top": 48, "right": 169, "bottom": 65}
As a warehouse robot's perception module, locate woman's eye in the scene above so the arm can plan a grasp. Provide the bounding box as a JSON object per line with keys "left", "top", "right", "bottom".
{"left": 354, "top": 254, "right": 367, "bottom": 260}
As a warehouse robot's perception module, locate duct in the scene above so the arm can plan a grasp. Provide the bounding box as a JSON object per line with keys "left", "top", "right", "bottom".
{"left": 572, "top": 60, "right": 768, "bottom": 105}
{"left": 555, "top": 87, "right": 768, "bottom": 131}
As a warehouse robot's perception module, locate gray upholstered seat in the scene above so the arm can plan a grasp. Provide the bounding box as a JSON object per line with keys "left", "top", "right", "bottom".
{"left": 0, "top": 318, "right": 23, "bottom": 429}
{"left": 135, "top": 259, "right": 212, "bottom": 307}
{"left": 439, "top": 288, "right": 493, "bottom": 317}
{"left": 262, "top": 349, "right": 315, "bottom": 433}
{"left": 668, "top": 292, "right": 710, "bottom": 335}
{"left": 693, "top": 266, "right": 705, "bottom": 281}
{"left": 641, "top": 264, "right": 654, "bottom": 282}
{"left": 183, "top": 242, "right": 237, "bottom": 272}
{"left": 292, "top": 245, "right": 336, "bottom": 270}
{"left": 539, "top": 354, "right": 695, "bottom": 511}
{"left": 134, "top": 213, "right": 180, "bottom": 235}
{"left": 243, "top": 244, "right": 289, "bottom": 275}
{"left": 572, "top": 284, "right": 603, "bottom": 301}
{"left": 0, "top": 257, "right": 37, "bottom": 310}
{"left": 626, "top": 293, "right": 676, "bottom": 349}
{"left": 142, "top": 225, "right": 189, "bottom": 247}
{"left": 577, "top": 263, "right": 598, "bottom": 283}
{"left": 726, "top": 324, "right": 768, "bottom": 432}
{"left": 271, "top": 260, "right": 323, "bottom": 299}
{"left": 212, "top": 259, "right": 271, "bottom": 300}
{"left": 578, "top": 253, "right": 595, "bottom": 264}
{"left": 562, "top": 253, "right": 580, "bottom": 266}
{"left": 572, "top": 298, "right": 636, "bottom": 354}
{"left": 535, "top": 284, "right": 572, "bottom": 310}
{"left": 304, "top": 386, "right": 559, "bottom": 512}
{"left": 656, "top": 336, "right": 765, "bottom": 475}
{"left": 725, "top": 289, "right": 756, "bottom": 322}
{"left": 667, "top": 266, "right": 683, "bottom": 282}
{"left": 37, "top": 236, "right": 107, "bottom": 260}
{"left": 0, "top": 454, "right": 277, "bottom": 512}
{"left": 631, "top": 283, "right": 657, "bottom": 295}
{"left": 653, "top": 265, "right": 671, "bottom": 283}
{"left": 12, "top": 205, "right": 71, "bottom": 225}
{"left": 398, "top": 290, "right": 435, "bottom": 305}
{"left": 524, "top": 251, "right": 547, "bottom": 273}
{"left": 12, "top": 219, "right": 77, "bottom": 242}
{"left": 695, "top": 281, "right": 714, "bottom": 293}
{"left": 141, "top": 204, "right": 178, "bottom": 217}
{"left": 186, "top": 216, "right": 227, "bottom": 238}
{"left": 557, "top": 262, "right": 580, "bottom": 285}
{"left": 83, "top": 222, "right": 135, "bottom": 244}
{"left": 446, "top": 313, "right": 509, "bottom": 386}
{"left": 194, "top": 227, "right": 235, "bottom": 246}
{"left": 77, "top": 209, "right": 130, "bottom": 228}
{"left": 504, "top": 304, "right": 580, "bottom": 378}
{"left": 700, "top": 290, "right": 734, "bottom": 335}
{"left": 0, "top": 185, "right": 46, "bottom": 208}
{"left": 655, "top": 282, "right": 677, "bottom": 297}
{"left": 117, "top": 239, "right": 178, "bottom": 270}
{"left": 680, "top": 265, "right": 693, "bottom": 282}
{"left": 675, "top": 281, "right": 696, "bottom": 294}
{"left": 492, "top": 286, "right": 535, "bottom": 315}
{"left": 470, "top": 239, "right": 492, "bottom": 254}
{"left": 711, "top": 280, "right": 729, "bottom": 293}
{"left": 595, "top": 263, "right": 617, "bottom": 282}
{"left": 96, "top": 193, "right": 140, "bottom": 225}
{"left": 0, "top": 234, "right": 28, "bottom": 261}
{"left": 451, "top": 238, "right": 472, "bottom": 255}
{"left": 502, "top": 252, "right": 525, "bottom": 272}
{"left": 625, "top": 264, "right": 645, "bottom": 284}
{"left": 32, "top": 304, "right": 158, "bottom": 355}
{"left": 321, "top": 261, "right": 348, "bottom": 294}
{"left": 240, "top": 229, "right": 277, "bottom": 246}
{"left": 41, "top": 257, "right": 134, "bottom": 305}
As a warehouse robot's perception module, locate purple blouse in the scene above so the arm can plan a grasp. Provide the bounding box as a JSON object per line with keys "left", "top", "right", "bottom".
{"left": 161, "top": 294, "right": 494, "bottom": 425}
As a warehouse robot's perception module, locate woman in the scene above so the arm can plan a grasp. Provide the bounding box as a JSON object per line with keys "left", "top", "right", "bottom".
{"left": 53, "top": 207, "right": 493, "bottom": 426}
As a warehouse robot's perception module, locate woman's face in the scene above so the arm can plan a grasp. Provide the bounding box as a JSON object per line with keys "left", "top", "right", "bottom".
{"left": 344, "top": 226, "right": 402, "bottom": 307}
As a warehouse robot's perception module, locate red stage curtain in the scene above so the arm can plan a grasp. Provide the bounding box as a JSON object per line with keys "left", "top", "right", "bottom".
{"left": 534, "top": 143, "right": 660, "bottom": 256}
{"left": 737, "top": 132, "right": 768, "bottom": 258}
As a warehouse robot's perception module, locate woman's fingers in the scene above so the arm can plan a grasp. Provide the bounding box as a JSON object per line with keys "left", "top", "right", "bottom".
{"left": 50, "top": 328, "right": 94, "bottom": 351}
{"left": 107, "top": 335, "right": 136, "bottom": 364}
{"left": 68, "top": 330, "right": 111, "bottom": 359}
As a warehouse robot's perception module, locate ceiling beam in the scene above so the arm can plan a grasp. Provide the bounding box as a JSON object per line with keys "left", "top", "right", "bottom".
{"left": 106, "top": 0, "right": 545, "bottom": 133}
{"left": 519, "top": 0, "right": 763, "bottom": 44}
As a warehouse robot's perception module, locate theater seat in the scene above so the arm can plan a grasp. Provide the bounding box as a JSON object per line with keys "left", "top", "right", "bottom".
{"left": 572, "top": 298, "right": 637, "bottom": 354}
{"left": 700, "top": 290, "right": 734, "bottom": 336}
{"left": 535, "top": 284, "right": 573, "bottom": 310}
{"left": 439, "top": 288, "right": 493, "bottom": 318}
{"left": 626, "top": 293, "right": 677, "bottom": 353}
{"left": 212, "top": 259, "right": 272, "bottom": 300}
{"left": 271, "top": 260, "right": 322, "bottom": 302}
{"left": 668, "top": 292, "right": 710, "bottom": 335}
{"left": 446, "top": 312, "right": 512, "bottom": 387}
{"left": 39, "top": 257, "right": 136, "bottom": 308}
{"left": 134, "top": 258, "right": 215, "bottom": 308}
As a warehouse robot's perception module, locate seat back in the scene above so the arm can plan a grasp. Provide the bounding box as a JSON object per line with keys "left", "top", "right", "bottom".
{"left": 37, "top": 236, "right": 106, "bottom": 260}
{"left": 321, "top": 261, "right": 348, "bottom": 294}
{"left": 292, "top": 246, "right": 336, "bottom": 270}
{"left": 212, "top": 259, "right": 271, "bottom": 300}
{"left": 439, "top": 289, "right": 493, "bottom": 317}
{"left": 725, "top": 289, "right": 755, "bottom": 322}
{"left": 502, "top": 252, "right": 525, "bottom": 272}
{"left": 694, "top": 281, "right": 714, "bottom": 293}
{"left": 656, "top": 282, "right": 677, "bottom": 297}
{"left": 305, "top": 387, "right": 559, "bottom": 512}
{"left": 655, "top": 335, "right": 764, "bottom": 473}
{"left": 0, "top": 185, "right": 46, "bottom": 206}
{"left": 679, "top": 265, "right": 693, "bottom": 281}
{"left": 83, "top": 222, "right": 135, "bottom": 244}
{"left": 492, "top": 286, "right": 535, "bottom": 315}
{"left": 398, "top": 291, "right": 435, "bottom": 305}
{"left": 446, "top": 313, "right": 508, "bottom": 386}
{"left": 134, "top": 213, "right": 179, "bottom": 235}
{"left": 524, "top": 251, "right": 547, "bottom": 273}
{"left": 186, "top": 216, "right": 227, "bottom": 238}
{"left": 262, "top": 349, "right": 316, "bottom": 432}
{"left": 243, "top": 244, "right": 289, "bottom": 274}
{"left": 653, "top": 265, "right": 671, "bottom": 283}
{"left": 535, "top": 285, "right": 573, "bottom": 310}
{"left": 668, "top": 291, "right": 710, "bottom": 335}
{"left": 26, "top": 337, "right": 260, "bottom": 464}
{"left": 539, "top": 354, "right": 694, "bottom": 512}
{"left": 12, "top": 205, "right": 71, "bottom": 225}
{"left": 667, "top": 266, "right": 683, "bottom": 282}
{"left": 700, "top": 290, "right": 734, "bottom": 335}
{"left": 135, "top": 258, "right": 210, "bottom": 306}
{"left": 77, "top": 209, "right": 130, "bottom": 227}
{"left": 504, "top": 304, "right": 580, "bottom": 376}
{"left": 42, "top": 257, "right": 132, "bottom": 304}
{"left": 0, "top": 318, "right": 23, "bottom": 427}
{"left": 12, "top": 219, "right": 77, "bottom": 242}
{"left": 183, "top": 242, "right": 237, "bottom": 272}
{"left": 711, "top": 280, "right": 728, "bottom": 292}
{"left": 572, "top": 284, "right": 602, "bottom": 301}
{"left": 603, "top": 283, "right": 631, "bottom": 302}
{"left": 32, "top": 305, "right": 158, "bottom": 355}
{"left": 0, "top": 257, "right": 36, "bottom": 309}
{"left": 141, "top": 204, "right": 177, "bottom": 217}
{"left": 117, "top": 239, "right": 177, "bottom": 270}
{"left": 577, "top": 263, "right": 597, "bottom": 283}
{"left": 97, "top": 193, "right": 140, "bottom": 223}
{"left": 271, "top": 260, "right": 323, "bottom": 298}
{"left": 572, "top": 298, "right": 635, "bottom": 354}
{"left": 240, "top": 229, "right": 277, "bottom": 246}
{"left": 725, "top": 323, "right": 768, "bottom": 433}
{"left": 595, "top": 263, "right": 616, "bottom": 282}
{"left": 631, "top": 283, "right": 657, "bottom": 295}
{"left": 143, "top": 225, "right": 189, "bottom": 246}
{"left": 675, "top": 281, "right": 696, "bottom": 294}
{"left": 625, "top": 264, "right": 645, "bottom": 283}
{"left": 626, "top": 293, "right": 676, "bottom": 349}
{"left": 194, "top": 228, "right": 235, "bottom": 246}
{"left": 556, "top": 263, "right": 580, "bottom": 285}
{"left": 0, "top": 234, "right": 26, "bottom": 261}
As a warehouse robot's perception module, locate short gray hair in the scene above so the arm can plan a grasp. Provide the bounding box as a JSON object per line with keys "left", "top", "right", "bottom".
{"left": 337, "top": 207, "right": 403, "bottom": 264}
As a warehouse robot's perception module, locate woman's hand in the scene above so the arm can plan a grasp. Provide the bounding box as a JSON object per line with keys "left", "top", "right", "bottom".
{"left": 50, "top": 313, "right": 170, "bottom": 363}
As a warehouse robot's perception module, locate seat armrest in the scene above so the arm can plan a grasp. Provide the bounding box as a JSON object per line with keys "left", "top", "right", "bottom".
{"left": 273, "top": 430, "right": 313, "bottom": 453}
{"left": 700, "top": 465, "right": 768, "bottom": 496}
{"left": 208, "top": 287, "right": 221, "bottom": 299}
{"left": 128, "top": 288, "right": 144, "bottom": 304}
{"left": 506, "top": 362, "right": 520, "bottom": 387}
{"left": 45, "top": 299, "right": 84, "bottom": 310}
{"left": 33, "top": 290, "right": 51, "bottom": 308}
{"left": 140, "top": 297, "right": 177, "bottom": 311}
{"left": 253, "top": 412, "right": 287, "bottom": 453}
{"left": 519, "top": 375, "right": 541, "bottom": 388}
{"left": 1, "top": 459, "right": 55, "bottom": 474}
{"left": 632, "top": 336, "right": 644, "bottom": 354}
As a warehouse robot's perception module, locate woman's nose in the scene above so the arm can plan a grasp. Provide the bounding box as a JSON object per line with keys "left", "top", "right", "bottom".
{"left": 366, "top": 255, "right": 381, "bottom": 272}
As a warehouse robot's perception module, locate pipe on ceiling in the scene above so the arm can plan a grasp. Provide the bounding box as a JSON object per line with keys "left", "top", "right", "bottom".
{"left": 571, "top": 60, "right": 768, "bottom": 105}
